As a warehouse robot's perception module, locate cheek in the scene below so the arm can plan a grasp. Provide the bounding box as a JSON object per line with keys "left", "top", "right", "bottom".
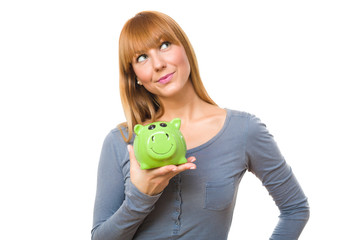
{"left": 133, "top": 65, "right": 152, "bottom": 82}
{"left": 173, "top": 48, "right": 190, "bottom": 74}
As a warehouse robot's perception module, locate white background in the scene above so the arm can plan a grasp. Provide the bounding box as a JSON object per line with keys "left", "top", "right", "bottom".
{"left": 1, "top": 0, "right": 359, "bottom": 239}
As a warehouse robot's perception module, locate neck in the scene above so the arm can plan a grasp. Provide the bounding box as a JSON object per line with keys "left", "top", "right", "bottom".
{"left": 158, "top": 81, "right": 209, "bottom": 123}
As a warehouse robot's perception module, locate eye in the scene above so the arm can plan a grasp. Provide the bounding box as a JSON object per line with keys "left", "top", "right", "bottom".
{"left": 148, "top": 124, "right": 156, "bottom": 130}
{"left": 160, "top": 42, "right": 171, "bottom": 50}
{"left": 136, "top": 54, "right": 148, "bottom": 63}
{"left": 160, "top": 123, "right": 167, "bottom": 127}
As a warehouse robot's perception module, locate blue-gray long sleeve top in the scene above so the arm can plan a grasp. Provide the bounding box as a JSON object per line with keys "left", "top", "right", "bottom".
{"left": 92, "top": 109, "right": 310, "bottom": 239}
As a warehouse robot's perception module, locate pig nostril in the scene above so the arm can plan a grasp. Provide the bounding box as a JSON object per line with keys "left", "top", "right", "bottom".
{"left": 166, "top": 133, "right": 169, "bottom": 139}
{"left": 152, "top": 136, "right": 155, "bottom": 142}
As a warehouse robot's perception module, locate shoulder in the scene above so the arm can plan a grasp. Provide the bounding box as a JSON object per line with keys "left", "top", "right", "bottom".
{"left": 225, "top": 108, "right": 267, "bottom": 137}
{"left": 103, "top": 126, "right": 133, "bottom": 152}
{"left": 226, "top": 108, "right": 259, "bottom": 124}
{"left": 99, "top": 126, "right": 134, "bottom": 170}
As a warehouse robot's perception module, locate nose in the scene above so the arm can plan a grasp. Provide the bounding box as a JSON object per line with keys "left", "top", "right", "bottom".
{"left": 151, "top": 52, "right": 166, "bottom": 72}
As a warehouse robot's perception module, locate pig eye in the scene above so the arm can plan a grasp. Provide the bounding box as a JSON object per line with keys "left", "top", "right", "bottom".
{"left": 148, "top": 124, "right": 156, "bottom": 130}
{"left": 160, "top": 123, "right": 167, "bottom": 127}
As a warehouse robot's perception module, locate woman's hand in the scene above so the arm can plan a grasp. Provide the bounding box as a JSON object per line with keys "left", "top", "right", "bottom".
{"left": 127, "top": 145, "right": 196, "bottom": 196}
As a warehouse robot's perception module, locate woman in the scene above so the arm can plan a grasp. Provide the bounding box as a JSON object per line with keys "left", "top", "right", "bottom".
{"left": 92, "top": 11, "right": 309, "bottom": 240}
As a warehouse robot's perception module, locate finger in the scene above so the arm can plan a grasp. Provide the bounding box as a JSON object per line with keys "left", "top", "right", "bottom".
{"left": 186, "top": 156, "right": 196, "bottom": 163}
{"left": 172, "top": 162, "right": 196, "bottom": 173}
{"left": 127, "top": 145, "right": 140, "bottom": 168}
{"left": 153, "top": 157, "right": 196, "bottom": 175}
{"left": 153, "top": 164, "right": 178, "bottom": 176}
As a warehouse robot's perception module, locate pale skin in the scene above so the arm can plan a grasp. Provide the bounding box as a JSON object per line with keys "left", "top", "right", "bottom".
{"left": 128, "top": 40, "right": 227, "bottom": 196}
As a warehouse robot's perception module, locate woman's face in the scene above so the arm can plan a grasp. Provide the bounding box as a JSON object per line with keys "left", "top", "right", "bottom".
{"left": 131, "top": 41, "right": 191, "bottom": 98}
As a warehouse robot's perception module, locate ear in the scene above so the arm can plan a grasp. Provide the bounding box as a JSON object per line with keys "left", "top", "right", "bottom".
{"left": 170, "top": 118, "right": 181, "bottom": 130}
{"left": 134, "top": 124, "right": 143, "bottom": 135}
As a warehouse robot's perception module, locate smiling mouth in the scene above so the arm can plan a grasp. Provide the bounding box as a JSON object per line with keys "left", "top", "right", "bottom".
{"left": 151, "top": 144, "right": 173, "bottom": 155}
{"left": 157, "top": 72, "right": 174, "bottom": 84}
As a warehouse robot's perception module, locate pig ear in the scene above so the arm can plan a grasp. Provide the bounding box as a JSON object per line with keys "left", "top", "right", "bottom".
{"left": 134, "top": 124, "right": 143, "bottom": 135}
{"left": 170, "top": 118, "right": 181, "bottom": 130}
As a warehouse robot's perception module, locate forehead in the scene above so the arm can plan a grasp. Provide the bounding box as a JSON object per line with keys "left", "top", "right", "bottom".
{"left": 132, "top": 36, "right": 165, "bottom": 56}
{"left": 130, "top": 34, "right": 178, "bottom": 59}
{"left": 121, "top": 19, "right": 180, "bottom": 64}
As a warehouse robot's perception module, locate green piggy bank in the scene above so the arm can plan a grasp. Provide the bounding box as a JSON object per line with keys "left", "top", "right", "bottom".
{"left": 133, "top": 118, "right": 187, "bottom": 170}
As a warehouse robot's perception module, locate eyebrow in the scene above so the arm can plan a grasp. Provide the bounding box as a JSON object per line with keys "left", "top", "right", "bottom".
{"left": 130, "top": 36, "right": 175, "bottom": 62}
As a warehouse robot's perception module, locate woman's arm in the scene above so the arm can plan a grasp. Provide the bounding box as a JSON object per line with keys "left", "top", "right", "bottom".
{"left": 91, "top": 130, "right": 196, "bottom": 240}
{"left": 245, "top": 116, "right": 310, "bottom": 240}
{"left": 91, "top": 130, "right": 162, "bottom": 240}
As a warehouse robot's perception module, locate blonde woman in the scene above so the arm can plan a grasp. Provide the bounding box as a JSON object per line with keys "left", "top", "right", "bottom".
{"left": 92, "top": 11, "right": 309, "bottom": 240}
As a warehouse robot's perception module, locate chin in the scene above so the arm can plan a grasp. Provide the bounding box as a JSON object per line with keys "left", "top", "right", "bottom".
{"left": 159, "top": 84, "right": 183, "bottom": 98}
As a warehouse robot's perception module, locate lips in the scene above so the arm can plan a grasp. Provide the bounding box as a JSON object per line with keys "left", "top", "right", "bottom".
{"left": 157, "top": 72, "right": 174, "bottom": 84}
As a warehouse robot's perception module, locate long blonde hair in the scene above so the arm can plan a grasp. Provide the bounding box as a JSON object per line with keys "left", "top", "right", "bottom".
{"left": 118, "top": 11, "right": 216, "bottom": 142}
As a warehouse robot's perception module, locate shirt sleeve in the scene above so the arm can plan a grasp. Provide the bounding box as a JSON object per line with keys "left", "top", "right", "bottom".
{"left": 245, "top": 115, "right": 310, "bottom": 240}
{"left": 91, "top": 130, "right": 162, "bottom": 240}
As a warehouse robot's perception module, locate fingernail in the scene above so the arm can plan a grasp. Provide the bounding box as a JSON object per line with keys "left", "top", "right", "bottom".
{"left": 190, "top": 166, "right": 196, "bottom": 170}
{"left": 127, "top": 145, "right": 131, "bottom": 152}
{"left": 172, "top": 167, "right": 177, "bottom": 172}
{"left": 190, "top": 157, "right": 196, "bottom": 162}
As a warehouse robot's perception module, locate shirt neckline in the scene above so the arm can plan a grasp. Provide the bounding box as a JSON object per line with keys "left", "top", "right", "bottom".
{"left": 186, "top": 108, "right": 231, "bottom": 154}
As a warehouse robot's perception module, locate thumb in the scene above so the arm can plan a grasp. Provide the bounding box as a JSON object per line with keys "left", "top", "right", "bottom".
{"left": 127, "top": 144, "right": 140, "bottom": 168}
